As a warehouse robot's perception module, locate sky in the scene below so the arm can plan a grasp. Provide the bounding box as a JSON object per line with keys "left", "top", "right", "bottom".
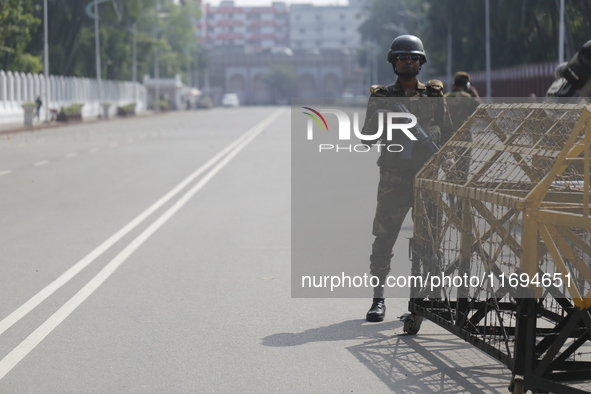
{"left": 206, "top": 0, "right": 348, "bottom": 6}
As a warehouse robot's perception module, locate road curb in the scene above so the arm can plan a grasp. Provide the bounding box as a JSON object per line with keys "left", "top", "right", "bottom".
{"left": 0, "top": 111, "right": 162, "bottom": 136}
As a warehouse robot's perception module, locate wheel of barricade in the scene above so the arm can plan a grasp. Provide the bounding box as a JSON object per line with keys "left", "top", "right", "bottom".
{"left": 402, "top": 314, "right": 423, "bottom": 335}
{"left": 509, "top": 377, "right": 524, "bottom": 394}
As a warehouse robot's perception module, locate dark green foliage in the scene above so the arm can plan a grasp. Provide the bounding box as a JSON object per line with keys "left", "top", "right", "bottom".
{"left": 361, "top": 0, "right": 591, "bottom": 79}
{"left": 3, "top": 0, "right": 201, "bottom": 82}
{"left": 0, "top": 0, "right": 41, "bottom": 71}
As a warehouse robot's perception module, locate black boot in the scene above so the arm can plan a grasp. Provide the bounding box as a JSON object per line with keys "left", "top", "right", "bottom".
{"left": 366, "top": 298, "right": 386, "bottom": 322}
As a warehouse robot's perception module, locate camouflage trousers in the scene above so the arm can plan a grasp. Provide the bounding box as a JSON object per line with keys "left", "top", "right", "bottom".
{"left": 370, "top": 168, "right": 414, "bottom": 296}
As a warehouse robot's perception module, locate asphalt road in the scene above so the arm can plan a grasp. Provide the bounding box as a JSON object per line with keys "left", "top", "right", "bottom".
{"left": 0, "top": 107, "right": 516, "bottom": 393}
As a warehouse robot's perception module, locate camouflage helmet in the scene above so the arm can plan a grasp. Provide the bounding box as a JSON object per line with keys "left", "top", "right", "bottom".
{"left": 387, "top": 35, "right": 427, "bottom": 65}
{"left": 425, "top": 79, "right": 444, "bottom": 97}
{"left": 453, "top": 71, "right": 471, "bottom": 86}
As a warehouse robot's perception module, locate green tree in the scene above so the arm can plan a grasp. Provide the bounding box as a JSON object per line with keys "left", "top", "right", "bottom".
{"left": 21, "top": 0, "right": 200, "bottom": 81}
{"left": 422, "top": 0, "right": 591, "bottom": 75}
{"left": 153, "top": 0, "right": 201, "bottom": 81}
{"left": 0, "top": 0, "right": 41, "bottom": 71}
{"left": 360, "top": 0, "right": 591, "bottom": 79}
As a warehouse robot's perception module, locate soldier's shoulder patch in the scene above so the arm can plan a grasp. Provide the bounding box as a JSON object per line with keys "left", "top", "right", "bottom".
{"left": 369, "top": 84, "right": 388, "bottom": 97}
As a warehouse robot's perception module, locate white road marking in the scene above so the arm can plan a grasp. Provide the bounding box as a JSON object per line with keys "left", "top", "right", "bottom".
{"left": 0, "top": 170, "right": 12, "bottom": 176}
{"left": 33, "top": 160, "right": 49, "bottom": 167}
{"left": 110, "top": 142, "right": 119, "bottom": 148}
{"left": 89, "top": 147, "right": 100, "bottom": 153}
{"left": 65, "top": 153, "right": 78, "bottom": 159}
{"left": 0, "top": 109, "right": 283, "bottom": 381}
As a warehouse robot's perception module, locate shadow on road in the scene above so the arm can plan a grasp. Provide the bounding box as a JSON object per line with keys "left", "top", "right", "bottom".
{"left": 348, "top": 333, "right": 510, "bottom": 393}
{"left": 261, "top": 319, "right": 403, "bottom": 347}
{"left": 262, "top": 320, "right": 510, "bottom": 393}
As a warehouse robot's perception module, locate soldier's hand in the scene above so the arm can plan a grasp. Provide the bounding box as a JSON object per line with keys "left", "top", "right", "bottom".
{"left": 369, "top": 85, "right": 388, "bottom": 97}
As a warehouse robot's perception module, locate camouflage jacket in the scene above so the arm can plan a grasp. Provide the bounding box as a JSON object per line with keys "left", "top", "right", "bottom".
{"left": 444, "top": 89, "right": 477, "bottom": 98}
{"left": 444, "top": 89, "right": 481, "bottom": 136}
{"left": 361, "top": 80, "right": 451, "bottom": 177}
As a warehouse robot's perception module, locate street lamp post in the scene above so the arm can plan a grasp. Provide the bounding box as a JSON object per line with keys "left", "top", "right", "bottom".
{"left": 186, "top": 45, "right": 192, "bottom": 87}
{"left": 43, "top": 0, "right": 50, "bottom": 123}
{"left": 447, "top": 26, "right": 452, "bottom": 91}
{"left": 201, "top": 2, "right": 210, "bottom": 99}
{"left": 94, "top": 0, "right": 102, "bottom": 117}
{"left": 154, "top": 2, "right": 160, "bottom": 113}
{"left": 558, "top": 0, "right": 565, "bottom": 63}
{"left": 132, "top": 22, "right": 137, "bottom": 102}
{"left": 485, "top": 0, "right": 491, "bottom": 98}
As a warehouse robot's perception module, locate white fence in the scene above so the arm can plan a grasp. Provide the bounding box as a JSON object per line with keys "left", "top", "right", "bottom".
{"left": 0, "top": 70, "right": 147, "bottom": 124}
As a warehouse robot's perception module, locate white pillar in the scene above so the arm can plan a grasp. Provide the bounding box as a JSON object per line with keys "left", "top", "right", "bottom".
{"left": 27, "top": 73, "right": 34, "bottom": 102}
{"left": 6, "top": 71, "right": 15, "bottom": 113}
{"left": 64, "top": 77, "right": 70, "bottom": 102}
{"left": 33, "top": 74, "right": 40, "bottom": 101}
{"left": 0, "top": 71, "right": 6, "bottom": 113}
{"left": 19, "top": 72, "right": 27, "bottom": 103}
{"left": 60, "top": 76, "right": 66, "bottom": 107}
{"left": 49, "top": 75, "right": 56, "bottom": 106}
{"left": 52, "top": 75, "right": 58, "bottom": 106}
{"left": 73, "top": 77, "right": 80, "bottom": 102}
{"left": 14, "top": 72, "right": 21, "bottom": 105}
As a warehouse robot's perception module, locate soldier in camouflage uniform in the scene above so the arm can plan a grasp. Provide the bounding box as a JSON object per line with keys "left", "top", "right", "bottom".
{"left": 360, "top": 35, "right": 450, "bottom": 322}
{"left": 443, "top": 72, "right": 482, "bottom": 196}
{"left": 445, "top": 72, "right": 478, "bottom": 97}
{"left": 444, "top": 72, "right": 481, "bottom": 139}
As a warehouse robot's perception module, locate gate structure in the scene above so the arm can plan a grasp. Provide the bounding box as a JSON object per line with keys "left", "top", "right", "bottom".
{"left": 408, "top": 102, "right": 591, "bottom": 393}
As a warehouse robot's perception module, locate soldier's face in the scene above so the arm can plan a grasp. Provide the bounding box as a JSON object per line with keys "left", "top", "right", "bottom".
{"left": 396, "top": 53, "right": 420, "bottom": 73}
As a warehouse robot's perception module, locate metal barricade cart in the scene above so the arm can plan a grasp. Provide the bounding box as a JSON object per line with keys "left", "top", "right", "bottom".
{"left": 406, "top": 103, "right": 591, "bottom": 394}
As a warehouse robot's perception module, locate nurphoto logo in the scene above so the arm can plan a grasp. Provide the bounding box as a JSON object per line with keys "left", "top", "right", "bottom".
{"left": 301, "top": 107, "right": 418, "bottom": 153}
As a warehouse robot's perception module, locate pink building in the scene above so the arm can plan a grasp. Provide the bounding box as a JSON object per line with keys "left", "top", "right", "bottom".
{"left": 198, "top": 1, "right": 289, "bottom": 51}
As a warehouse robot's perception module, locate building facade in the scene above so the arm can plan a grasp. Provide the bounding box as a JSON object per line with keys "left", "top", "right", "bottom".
{"left": 199, "top": 1, "right": 289, "bottom": 51}
{"left": 196, "top": 1, "right": 368, "bottom": 103}
{"left": 206, "top": 47, "right": 362, "bottom": 105}
{"left": 289, "top": 1, "right": 365, "bottom": 51}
